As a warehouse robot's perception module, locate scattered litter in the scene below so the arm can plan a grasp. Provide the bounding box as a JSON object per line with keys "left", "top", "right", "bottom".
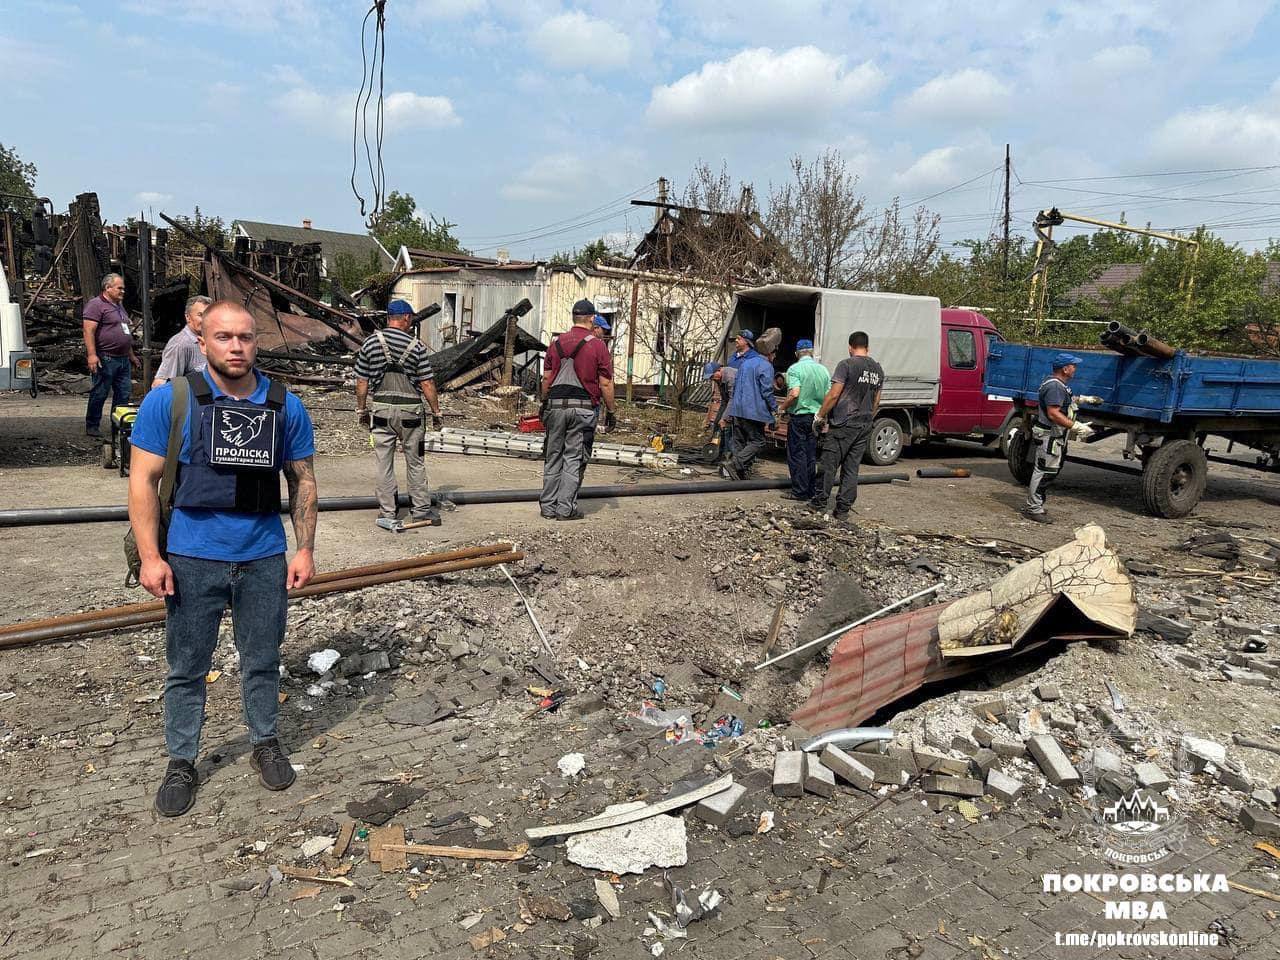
{"left": 300, "top": 836, "right": 335, "bottom": 859}
{"left": 520, "top": 893, "right": 572, "bottom": 921}
{"left": 0, "top": 692, "right": 16, "bottom": 703}
{"left": 345, "top": 784, "right": 427, "bottom": 826}
{"left": 646, "top": 912, "right": 688, "bottom": 941}
{"left": 206, "top": 670, "right": 222, "bottom": 684}
{"left": 664, "top": 874, "right": 722, "bottom": 928}
{"left": 307, "top": 649, "right": 341, "bottom": 674}
{"left": 527, "top": 776, "right": 733, "bottom": 840}
{"left": 757, "top": 811, "right": 775, "bottom": 834}
{"left": 594, "top": 879, "right": 621, "bottom": 919}
{"left": 469, "top": 927, "right": 506, "bottom": 951}
{"left": 459, "top": 914, "right": 484, "bottom": 930}
{"left": 558, "top": 753, "right": 586, "bottom": 778}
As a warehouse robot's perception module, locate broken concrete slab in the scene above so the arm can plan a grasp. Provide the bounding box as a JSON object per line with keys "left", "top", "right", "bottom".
{"left": 1133, "top": 763, "right": 1170, "bottom": 791}
{"left": 985, "top": 769, "right": 1024, "bottom": 802}
{"left": 1250, "top": 788, "right": 1277, "bottom": 808}
{"left": 1178, "top": 736, "right": 1227, "bottom": 772}
{"left": 694, "top": 783, "right": 747, "bottom": 827}
{"left": 1222, "top": 666, "right": 1272, "bottom": 687}
{"left": 594, "top": 879, "right": 621, "bottom": 919}
{"left": 773, "top": 752, "right": 804, "bottom": 797}
{"left": 565, "top": 802, "right": 687, "bottom": 874}
{"left": 1027, "top": 736, "right": 1082, "bottom": 788}
{"left": 802, "top": 754, "right": 835, "bottom": 798}
{"left": 913, "top": 748, "right": 971, "bottom": 777}
{"left": 971, "top": 698, "right": 1007, "bottom": 719}
{"left": 1095, "top": 705, "right": 1141, "bottom": 745}
{"left": 1238, "top": 805, "right": 1280, "bottom": 839}
{"left": 1214, "top": 763, "right": 1254, "bottom": 793}
{"left": 854, "top": 751, "right": 913, "bottom": 786}
{"left": 1034, "top": 683, "right": 1062, "bottom": 702}
{"left": 346, "top": 784, "right": 427, "bottom": 826}
{"left": 818, "top": 746, "right": 875, "bottom": 792}
{"left": 924, "top": 794, "right": 958, "bottom": 812}
{"left": 971, "top": 725, "right": 994, "bottom": 748}
{"left": 1135, "top": 611, "right": 1194, "bottom": 643}
{"left": 1222, "top": 617, "right": 1263, "bottom": 637}
{"left": 970, "top": 749, "right": 1001, "bottom": 778}
{"left": 990, "top": 738, "right": 1027, "bottom": 760}
{"left": 1089, "top": 748, "right": 1125, "bottom": 776}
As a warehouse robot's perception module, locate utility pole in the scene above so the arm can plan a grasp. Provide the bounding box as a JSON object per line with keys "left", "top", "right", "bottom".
{"left": 655, "top": 177, "right": 668, "bottom": 225}
{"left": 1002, "top": 144, "right": 1011, "bottom": 282}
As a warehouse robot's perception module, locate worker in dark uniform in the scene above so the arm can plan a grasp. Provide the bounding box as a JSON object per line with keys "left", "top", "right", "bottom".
{"left": 540, "top": 299, "right": 616, "bottom": 520}
{"left": 1022, "top": 353, "right": 1081, "bottom": 524}
{"left": 811, "top": 330, "right": 884, "bottom": 522}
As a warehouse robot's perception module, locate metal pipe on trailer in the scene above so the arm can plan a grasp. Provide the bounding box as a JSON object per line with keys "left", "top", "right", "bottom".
{"left": 0, "top": 476, "right": 915, "bottom": 528}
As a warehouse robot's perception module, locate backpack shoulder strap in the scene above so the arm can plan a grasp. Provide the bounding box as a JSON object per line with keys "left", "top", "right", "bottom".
{"left": 189, "top": 374, "right": 213, "bottom": 404}
{"left": 158, "top": 377, "right": 190, "bottom": 516}
{"left": 265, "top": 379, "right": 287, "bottom": 409}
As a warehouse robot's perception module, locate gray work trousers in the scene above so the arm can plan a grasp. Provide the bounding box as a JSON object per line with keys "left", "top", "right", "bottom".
{"left": 541, "top": 405, "right": 597, "bottom": 518}
{"left": 1026, "top": 426, "right": 1067, "bottom": 513}
{"left": 372, "top": 406, "right": 431, "bottom": 520}
{"left": 813, "top": 420, "right": 872, "bottom": 515}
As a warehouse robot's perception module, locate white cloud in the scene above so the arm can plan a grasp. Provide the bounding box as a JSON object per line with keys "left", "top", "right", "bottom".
{"left": 898, "top": 68, "right": 1010, "bottom": 125}
{"left": 528, "top": 11, "right": 631, "bottom": 70}
{"left": 501, "top": 153, "right": 590, "bottom": 202}
{"left": 135, "top": 191, "right": 174, "bottom": 204}
{"left": 122, "top": 0, "right": 317, "bottom": 32}
{"left": 646, "top": 46, "right": 884, "bottom": 131}
{"left": 274, "top": 86, "right": 459, "bottom": 134}
{"left": 403, "top": 0, "right": 487, "bottom": 20}
{"left": 1151, "top": 83, "right": 1280, "bottom": 167}
{"left": 1088, "top": 44, "right": 1153, "bottom": 75}
{"left": 892, "top": 145, "right": 967, "bottom": 192}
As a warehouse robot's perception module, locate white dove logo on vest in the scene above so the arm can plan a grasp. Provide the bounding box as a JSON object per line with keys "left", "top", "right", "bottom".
{"left": 219, "top": 410, "right": 269, "bottom": 448}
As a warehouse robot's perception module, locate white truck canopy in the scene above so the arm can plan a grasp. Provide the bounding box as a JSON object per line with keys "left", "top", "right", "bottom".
{"left": 722, "top": 284, "right": 941, "bottom": 406}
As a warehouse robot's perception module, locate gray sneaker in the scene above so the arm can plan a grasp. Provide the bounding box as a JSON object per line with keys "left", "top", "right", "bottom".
{"left": 154, "top": 758, "right": 198, "bottom": 817}
{"left": 250, "top": 738, "right": 296, "bottom": 791}
{"left": 1021, "top": 508, "right": 1052, "bottom": 524}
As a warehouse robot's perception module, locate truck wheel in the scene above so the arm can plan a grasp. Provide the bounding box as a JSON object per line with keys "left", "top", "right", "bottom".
{"left": 1006, "top": 426, "right": 1034, "bottom": 485}
{"left": 1141, "top": 440, "right": 1207, "bottom": 518}
{"left": 864, "top": 417, "right": 903, "bottom": 466}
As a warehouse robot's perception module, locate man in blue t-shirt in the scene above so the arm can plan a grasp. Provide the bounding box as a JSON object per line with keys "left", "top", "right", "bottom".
{"left": 127, "top": 300, "right": 318, "bottom": 817}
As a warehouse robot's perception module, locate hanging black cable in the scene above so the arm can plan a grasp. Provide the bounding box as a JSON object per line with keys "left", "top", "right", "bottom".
{"left": 350, "top": 1, "right": 388, "bottom": 225}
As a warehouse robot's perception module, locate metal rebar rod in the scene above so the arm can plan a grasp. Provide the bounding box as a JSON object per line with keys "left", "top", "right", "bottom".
{"left": 498, "top": 562, "right": 554, "bottom": 659}
{"left": 0, "top": 551, "right": 522, "bottom": 650}
{"left": 753, "top": 583, "right": 944, "bottom": 671}
{"left": 0, "top": 476, "right": 911, "bottom": 528}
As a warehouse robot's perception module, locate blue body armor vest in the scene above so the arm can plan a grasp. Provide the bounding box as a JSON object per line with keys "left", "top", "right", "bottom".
{"left": 173, "top": 375, "right": 288, "bottom": 514}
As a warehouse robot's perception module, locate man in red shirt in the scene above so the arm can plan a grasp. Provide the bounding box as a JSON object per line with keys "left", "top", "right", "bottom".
{"left": 540, "top": 299, "right": 617, "bottom": 520}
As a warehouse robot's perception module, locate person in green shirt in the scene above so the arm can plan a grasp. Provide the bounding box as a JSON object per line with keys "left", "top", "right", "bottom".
{"left": 779, "top": 339, "right": 831, "bottom": 500}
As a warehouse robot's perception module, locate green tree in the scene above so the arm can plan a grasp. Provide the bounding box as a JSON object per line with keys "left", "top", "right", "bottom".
{"left": 331, "top": 250, "right": 382, "bottom": 293}
{"left": 549, "top": 237, "right": 618, "bottom": 267}
{"left": 369, "top": 191, "right": 464, "bottom": 254}
{"left": 0, "top": 142, "right": 37, "bottom": 213}
{"left": 168, "top": 206, "right": 227, "bottom": 255}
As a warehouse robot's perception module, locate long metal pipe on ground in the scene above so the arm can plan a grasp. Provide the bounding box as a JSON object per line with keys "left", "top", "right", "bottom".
{"left": 0, "top": 476, "right": 912, "bottom": 528}
{"left": 0, "top": 551, "right": 522, "bottom": 650}
{"left": 0, "top": 544, "right": 516, "bottom": 636}
{"left": 915, "top": 468, "right": 971, "bottom": 478}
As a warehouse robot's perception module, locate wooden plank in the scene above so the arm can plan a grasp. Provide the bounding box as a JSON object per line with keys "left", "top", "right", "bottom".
{"left": 379, "top": 843, "right": 528, "bottom": 862}
{"left": 333, "top": 820, "right": 356, "bottom": 858}
{"left": 524, "top": 775, "right": 734, "bottom": 840}
{"left": 368, "top": 825, "right": 406, "bottom": 872}
{"left": 765, "top": 602, "right": 786, "bottom": 656}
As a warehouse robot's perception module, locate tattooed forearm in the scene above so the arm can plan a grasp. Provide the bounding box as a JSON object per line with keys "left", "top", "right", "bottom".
{"left": 284, "top": 456, "right": 318, "bottom": 551}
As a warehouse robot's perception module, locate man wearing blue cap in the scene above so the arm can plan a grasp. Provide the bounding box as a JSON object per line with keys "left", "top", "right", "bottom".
{"left": 1023, "top": 352, "right": 1081, "bottom": 523}
{"left": 727, "top": 329, "right": 754, "bottom": 369}
{"left": 721, "top": 328, "right": 776, "bottom": 480}
{"left": 541, "top": 298, "right": 616, "bottom": 520}
{"left": 779, "top": 339, "right": 831, "bottom": 500}
{"left": 355, "top": 299, "right": 443, "bottom": 531}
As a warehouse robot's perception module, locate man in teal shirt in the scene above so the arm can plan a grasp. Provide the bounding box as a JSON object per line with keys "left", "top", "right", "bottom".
{"left": 779, "top": 338, "right": 831, "bottom": 500}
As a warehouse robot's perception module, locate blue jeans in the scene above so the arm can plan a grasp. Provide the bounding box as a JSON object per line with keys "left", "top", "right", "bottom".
{"left": 786, "top": 414, "right": 817, "bottom": 498}
{"left": 163, "top": 553, "right": 287, "bottom": 761}
{"left": 85, "top": 355, "right": 132, "bottom": 430}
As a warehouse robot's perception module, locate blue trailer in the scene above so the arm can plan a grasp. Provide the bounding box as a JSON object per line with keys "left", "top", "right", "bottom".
{"left": 984, "top": 340, "right": 1280, "bottom": 517}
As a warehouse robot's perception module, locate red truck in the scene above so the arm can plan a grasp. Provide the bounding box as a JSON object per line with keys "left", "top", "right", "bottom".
{"left": 719, "top": 285, "right": 1014, "bottom": 464}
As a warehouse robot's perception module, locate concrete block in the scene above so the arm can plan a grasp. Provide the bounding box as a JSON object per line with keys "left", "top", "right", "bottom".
{"left": 913, "top": 748, "right": 971, "bottom": 777}
{"left": 694, "top": 783, "right": 748, "bottom": 826}
{"left": 856, "top": 751, "right": 912, "bottom": 786}
{"left": 970, "top": 749, "right": 1001, "bottom": 778}
{"left": 772, "top": 751, "right": 804, "bottom": 797}
{"left": 1239, "top": 805, "right": 1280, "bottom": 839}
{"left": 1222, "top": 666, "right": 1272, "bottom": 687}
{"left": 990, "top": 737, "right": 1027, "bottom": 759}
{"left": 1089, "top": 748, "right": 1125, "bottom": 776}
{"left": 1034, "top": 683, "right": 1062, "bottom": 701}
{"left": 818, "top": 746, "right": 875, "bottom": 793}
{"left": 1222, "top": 617, "right": 1263, "bottom": 637}
{"left": 1095, "top": 706, "right": 1141, "bottom": 745}
{"left": 951, "top": 734, "right": 981, "bottom": 755}
{"left": 885, "top": 745, "right": 919, "bottom": 772}
{"left": 1048, "top": 707, "right": 1078, "bottom": 731}
{"left": 1097, "top": 772, "right": 1137, "bottom": 801}
{"left": 920, "top": 774, "right": 985, "bottom": 798}
{"left": 924, "top": 794, "right": 957, "bottom": 812}
{"left": 1027, "top": 735, "right": 1082, "bottom": 788}
{"left": 1133, "top": 762, "right": 1170, "bottom": 791}
{"left": 971, "top": 725, "right": 994, "bottom": 748}
{"left": 802, "top": 753, "right": 835, "bottom": 798}
{"left": 971, "top": 698, "right": 1006, "bottom": 719}
{"left": 1249, "top": 788, "right": 1277, "bottom": 808}
{"left": 1215, "top": 763, "right": 1254, "bottom": 793}
{"left": 1178, "top": 736, "right": 1226, "bottom": 772}
{"left": 1186, "top": 595, "right": 1218, "bottom": 608}
{"left": 1136, "top": 611, "right": 1194, "bottom": 642}
{"left": 985, "top": 769, "right": 1024, "bottom": 803}
{"left": 1174, "top": 653, "right": 1206, "bottom": 670}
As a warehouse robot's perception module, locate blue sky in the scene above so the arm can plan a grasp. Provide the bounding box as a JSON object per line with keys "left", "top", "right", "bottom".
{"left": 6, "top": 0, "right": 1280, "bottom": 259}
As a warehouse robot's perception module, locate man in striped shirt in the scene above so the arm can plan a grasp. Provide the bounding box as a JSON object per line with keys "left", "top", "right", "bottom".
{"left": 354, "top": 299, "right": 443, "bottom": 530}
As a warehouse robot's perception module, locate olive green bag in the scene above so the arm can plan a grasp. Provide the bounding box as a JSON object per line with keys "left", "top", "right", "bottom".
{"left": 124, "top": 376, "right": 190, "bottom": 587}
